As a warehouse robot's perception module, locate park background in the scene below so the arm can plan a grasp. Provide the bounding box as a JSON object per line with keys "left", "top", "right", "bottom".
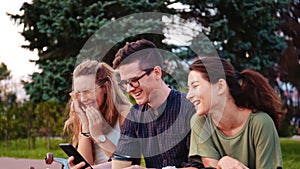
{"left": 0, "top": 0, "right": 300, "bottom": 168}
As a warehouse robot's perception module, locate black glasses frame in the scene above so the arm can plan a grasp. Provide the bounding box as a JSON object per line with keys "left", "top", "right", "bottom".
{"left": 119, "top": 68, "right": 154, "bottom": 90}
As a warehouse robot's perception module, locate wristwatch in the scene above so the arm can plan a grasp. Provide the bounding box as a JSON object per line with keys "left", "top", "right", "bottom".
{"left": 162, "top": 166, "right": 177, "bottom": 169}
{"left": 98, "top": 134, "right": 106, "bottom": 143}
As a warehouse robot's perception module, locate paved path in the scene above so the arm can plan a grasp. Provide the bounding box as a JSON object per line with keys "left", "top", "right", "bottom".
{"left": 0, "top": 157, "right": 62, "bottom": 169}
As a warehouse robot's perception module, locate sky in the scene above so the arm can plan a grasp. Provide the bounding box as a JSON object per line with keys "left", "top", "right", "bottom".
{"left": 0, "top": 0, "right": 39, "bottom": 80}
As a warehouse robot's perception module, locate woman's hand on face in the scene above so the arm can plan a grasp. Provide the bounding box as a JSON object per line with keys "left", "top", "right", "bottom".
{"left": 85, "top": 106, "right": 104, "bottom": 139}
{"left": 71, "top": 100, "right": 89, "bottom": 132}
{"left": 217, "top": 156, "right": 249, "bottom": 169}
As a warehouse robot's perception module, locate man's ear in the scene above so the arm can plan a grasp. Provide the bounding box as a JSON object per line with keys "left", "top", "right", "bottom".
{"left": 153, "top": 66, "right": 162, "bottom": 79}
{"left": 217, "top": 79, "right": 227, "bottom": 95}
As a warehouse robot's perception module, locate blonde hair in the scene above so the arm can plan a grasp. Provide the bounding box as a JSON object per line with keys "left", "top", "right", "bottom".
{"left": 64, "top": 60, "right": 131, "bottom": 146}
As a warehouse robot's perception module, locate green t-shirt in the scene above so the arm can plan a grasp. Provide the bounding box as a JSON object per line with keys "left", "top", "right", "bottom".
{"left": 189, "top": 112, "right": 282, "bottom": 169}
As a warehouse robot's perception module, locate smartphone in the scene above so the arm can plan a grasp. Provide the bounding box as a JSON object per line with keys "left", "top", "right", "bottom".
{"left": 59, "top": 143, "right": 93, "bottom": 169}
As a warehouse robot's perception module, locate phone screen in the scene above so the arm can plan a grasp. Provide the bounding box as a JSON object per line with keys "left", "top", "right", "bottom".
{"left": 59, "top": 143, "right": 93, "bottom": 169}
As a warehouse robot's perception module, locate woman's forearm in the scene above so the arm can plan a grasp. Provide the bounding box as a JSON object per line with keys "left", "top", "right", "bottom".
{"left": 94, "top": 135, "right": 116, "bottom": 158}
{"left": 77, "top": 134, "right": 94, "bottom": 164}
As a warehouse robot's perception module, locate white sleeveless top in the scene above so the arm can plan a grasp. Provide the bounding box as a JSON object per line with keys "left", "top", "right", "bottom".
{"left": 93, "top": 120, "right": 120, "bottom": 164}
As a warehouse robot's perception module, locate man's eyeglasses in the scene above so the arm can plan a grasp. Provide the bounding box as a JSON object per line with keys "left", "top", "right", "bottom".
{"left": 119, "top": 68, "right": 154, "bottom": 90}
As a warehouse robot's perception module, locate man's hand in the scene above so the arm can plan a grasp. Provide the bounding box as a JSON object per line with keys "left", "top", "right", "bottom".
{"left": 217, "top": 156, "right": 249, "bottom": 169}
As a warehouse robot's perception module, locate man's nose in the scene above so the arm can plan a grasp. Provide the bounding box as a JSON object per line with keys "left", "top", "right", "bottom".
{"left": 126, "top": 83, "right": 135, "bottom": 93}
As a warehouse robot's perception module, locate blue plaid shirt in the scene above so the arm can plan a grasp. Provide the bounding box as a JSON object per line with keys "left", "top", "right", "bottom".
{"left": 114, "top": 89, "right": 196, "bottom": 168}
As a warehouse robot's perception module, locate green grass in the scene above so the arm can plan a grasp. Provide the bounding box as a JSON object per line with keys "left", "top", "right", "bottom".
{"left": 280, "top": 137, "right": 300, "bottom": 169}
{"left": 0, "top": 137, "right": 299, "bottom": 168}
{"left": 0, "top": 138, "right": 68, "bottom": 159}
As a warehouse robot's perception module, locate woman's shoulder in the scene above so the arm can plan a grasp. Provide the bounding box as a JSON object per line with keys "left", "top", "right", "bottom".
{"left": 251, "top": 111, "right": 273, "bottom": 122}
{"left": 249, "top": 111, "right": 275, "bottom": 129}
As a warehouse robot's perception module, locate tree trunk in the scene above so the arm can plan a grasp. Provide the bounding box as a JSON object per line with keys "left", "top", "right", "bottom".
{"left": 27, "top": 120, "right": 31, "bottom": 150}
{"left": 47, "top": 121, "right": 50, "bottom": 150}
{"left": 5, "top": 110, "right": 9, "bottom": 147}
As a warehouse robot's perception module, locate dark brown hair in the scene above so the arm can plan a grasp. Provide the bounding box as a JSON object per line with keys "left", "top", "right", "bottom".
{"left": 113, "top": 39, "right": 163, "bottom": 70}
{"left": 189, "top": 57, "right": 284, "bottom": 128}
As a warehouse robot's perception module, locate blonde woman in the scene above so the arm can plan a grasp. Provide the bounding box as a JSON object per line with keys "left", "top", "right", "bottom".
{"left": 64, "top": 60, "right": 131, "bottom": 165}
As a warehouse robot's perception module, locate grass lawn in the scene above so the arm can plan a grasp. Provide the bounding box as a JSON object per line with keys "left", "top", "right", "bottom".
{"left": 280, "top": 137, "right": 300, "bottom": 169}
{"left": 0, "top": 138, "right": 69, "bottom": 159}
{"left": 0, "top": 137, "right": 299, "bottom": 168}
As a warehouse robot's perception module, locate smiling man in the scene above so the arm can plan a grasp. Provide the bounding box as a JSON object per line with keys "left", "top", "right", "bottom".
{"left": 109, "top": 39, "right": 202, "bottom": 169}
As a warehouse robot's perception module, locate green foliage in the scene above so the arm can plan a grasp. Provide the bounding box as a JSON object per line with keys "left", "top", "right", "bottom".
{"left": 9, "top": 0, "right": 290, "bottom": 103}
{"left": 178, "top": 0, "right": 289, "bottom": 74}
{"left": 8, "top": 0, "right": 172, "bottom": 62}
{"left": 76, "top": 14, "right": 167, "bottom": 65}
{"left": 0, "top": 62, "right": 13, "bottom": 104}
{"left": 278, "top": 105, "right": 296, "bottom": 137}
{"left": 0, "top": 62, "right": 11, "bottom": 80}
{"left": 34, "top": 100, "right": 67, "bottom": 137}
{"left": 9, "top": 0, "right": 172, "bottom": 106}
{"left": 33, "top": 100, "right": 67, "bottom": 149}
{"left": 0, "top": 63, "right": 18, "bottom": 145}
{"left": 6, "top": 0, "right": 294, "bottom": 142}
{"left": 278, "top": 0, "right": 300, "bottom": 91}
{"left": 0, "top": 100, "right": 67, "bottom": 149}
{"left": 24, "top": 57, "right": 75, "bottom": 103}
{"left": 278, "top": 118, "right": 293, "bottom": 137}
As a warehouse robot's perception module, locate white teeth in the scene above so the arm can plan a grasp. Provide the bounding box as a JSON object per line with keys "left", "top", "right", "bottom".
{"left": 193, "top": 101, "right": 200, "bottom": 106}
{"left": 134, "top": 91, "right": 142, "bottom": 97}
